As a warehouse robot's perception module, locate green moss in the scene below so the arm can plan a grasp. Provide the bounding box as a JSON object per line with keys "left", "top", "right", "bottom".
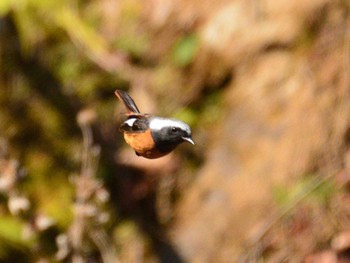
{"left": 24, "top": 151, "right": 74, "bottom": 228}
{"left": 38, "top": 183, "right": 73, "bottom": 228}
{"left": 0, "top": 216, "right": 34, "bottom": 257}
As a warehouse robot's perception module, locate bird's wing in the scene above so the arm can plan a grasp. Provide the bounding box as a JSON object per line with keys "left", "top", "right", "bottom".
{"left": 119, "top": 117, "right": 149, "bottom": 133}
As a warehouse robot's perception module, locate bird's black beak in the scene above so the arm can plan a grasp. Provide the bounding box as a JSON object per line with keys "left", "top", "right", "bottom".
{"left": 182, "top": 136, "right": 195, "bottom": 145}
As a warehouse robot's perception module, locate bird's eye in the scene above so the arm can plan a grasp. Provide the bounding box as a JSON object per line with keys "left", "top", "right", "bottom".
{"left": 171, "top": 127, "right": 178, "bottom": 132}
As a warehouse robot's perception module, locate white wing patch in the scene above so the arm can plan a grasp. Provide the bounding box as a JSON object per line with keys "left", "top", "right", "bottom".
{"left": 124, "top": 118, "right": 137, "bottom": 127}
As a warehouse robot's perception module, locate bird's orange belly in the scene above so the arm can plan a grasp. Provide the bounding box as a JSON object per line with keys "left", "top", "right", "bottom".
{"left": 123, "top": 130, "right": 167, "bottom": 159}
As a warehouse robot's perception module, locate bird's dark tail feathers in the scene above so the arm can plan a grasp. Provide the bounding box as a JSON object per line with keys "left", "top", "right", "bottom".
{"left": 114, "top": 89, "right": 141, "bottom": 115}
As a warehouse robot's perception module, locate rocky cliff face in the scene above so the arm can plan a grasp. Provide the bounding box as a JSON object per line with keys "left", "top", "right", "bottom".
{"left": 169, "top": 0, "right": 350, "bottom": 261}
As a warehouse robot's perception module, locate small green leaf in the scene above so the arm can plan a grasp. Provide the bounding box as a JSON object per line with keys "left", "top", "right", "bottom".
{"left": 172, "top": 34, "right": 199, "bottom": 67}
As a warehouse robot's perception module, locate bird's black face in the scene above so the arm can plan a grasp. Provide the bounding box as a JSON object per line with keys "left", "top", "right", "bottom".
{"left": 150, "top": 118, "right": 194, "bottom": 153}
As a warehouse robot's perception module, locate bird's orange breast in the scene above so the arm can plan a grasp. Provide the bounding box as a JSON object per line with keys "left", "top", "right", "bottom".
{"left": 123, "top": 130, "right": 167, "bottom": 159}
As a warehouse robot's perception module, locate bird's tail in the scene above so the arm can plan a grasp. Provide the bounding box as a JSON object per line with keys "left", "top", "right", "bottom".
{"left": 114, "top": 89, "right": 141, "bottom": 115}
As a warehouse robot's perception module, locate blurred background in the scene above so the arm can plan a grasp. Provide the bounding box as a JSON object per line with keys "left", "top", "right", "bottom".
{"left": 1, "top": 0, "right": 350, "bottom": 262}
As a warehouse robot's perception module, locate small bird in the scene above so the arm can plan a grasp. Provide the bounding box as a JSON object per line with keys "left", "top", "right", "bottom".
{"left": 115, "top": 89, "right": 194, "bottom": 159}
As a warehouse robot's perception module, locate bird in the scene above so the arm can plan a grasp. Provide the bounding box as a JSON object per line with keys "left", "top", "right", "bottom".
{"left": 115, "top": 89, "right": 194, "bottom": 159}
